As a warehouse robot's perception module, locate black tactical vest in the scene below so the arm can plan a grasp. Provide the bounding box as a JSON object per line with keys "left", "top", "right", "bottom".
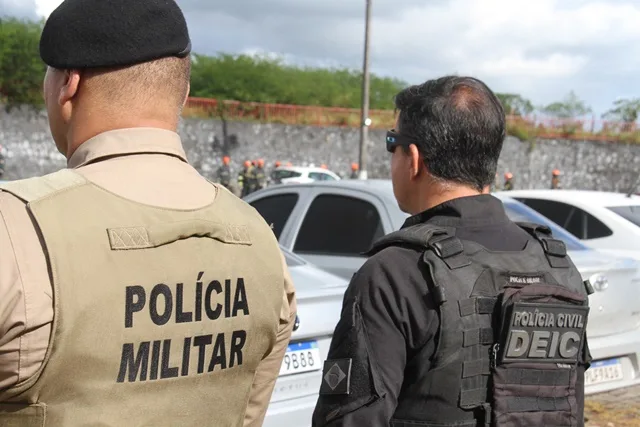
{"left": 369, "top": 222, "right": 592, "bottom": 427}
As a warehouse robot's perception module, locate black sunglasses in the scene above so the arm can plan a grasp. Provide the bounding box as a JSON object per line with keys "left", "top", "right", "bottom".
{"left": 386, "top": 129, "right": 420, "bottom": 153}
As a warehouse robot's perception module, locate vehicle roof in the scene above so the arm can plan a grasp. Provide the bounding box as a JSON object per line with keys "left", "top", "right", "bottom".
{"left": 271, "top": 179, "right": 396, "bottom": 200}
{"left": 276, "top": 166, "right": 339, "bottom": 174}
{"left": 496, "top": 189, "right": 640, "bottom": 207}
{"left": 276, "top": 178, "right": 392, "bottom": 190}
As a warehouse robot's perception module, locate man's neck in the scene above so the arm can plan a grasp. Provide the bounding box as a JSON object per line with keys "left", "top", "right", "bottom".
{"left": 65, "top": 117, "right": 178, "bottom": 160}
{"left": 411, "top": 186, "right": 481, "bottom": 215}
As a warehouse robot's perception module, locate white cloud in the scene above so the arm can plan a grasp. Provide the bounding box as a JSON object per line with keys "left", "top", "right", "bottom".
{"left": 34, "top": 0, "right": 61, "bottom": 17}
{"left": 477, "top": 53, "right": 589, "bottom": 78}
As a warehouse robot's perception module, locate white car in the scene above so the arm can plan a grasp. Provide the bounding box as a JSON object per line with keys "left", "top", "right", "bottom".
{"left": 271, "top": 166, "right": 341, "bottom": 185}
{"left": 264, "top": 247, "right": 347, "bottom": 427}
{"left": 245, "top": 180, "right": 640, "bottom": 396}
{"left": 500, "top": 190, "right": 640, "bottom": 260}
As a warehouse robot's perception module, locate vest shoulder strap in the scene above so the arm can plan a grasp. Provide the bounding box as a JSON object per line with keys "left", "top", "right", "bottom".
{"left": 366, "top": 223, "right": 450, "bottom": 255}
{"left": 0, "top": 169, "right": 87, "bottom": 203}
{"left": 515, "top": 221, "right": 569, "bottom": 268}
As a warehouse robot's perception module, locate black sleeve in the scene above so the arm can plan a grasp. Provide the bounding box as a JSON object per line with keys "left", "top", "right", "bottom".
{"left": 312, "top": 248, "right": 435, "bottom": 426}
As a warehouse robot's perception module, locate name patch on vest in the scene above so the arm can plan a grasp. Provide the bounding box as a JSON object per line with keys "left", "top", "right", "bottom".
{"left": 500, "top": 302, "right": 588, "bottom": 364}
{"left": 116, "top": 272, "right": 250, "bottom": 383}
{"left": 507, "top": 274, "right": 544, "bottom": 285}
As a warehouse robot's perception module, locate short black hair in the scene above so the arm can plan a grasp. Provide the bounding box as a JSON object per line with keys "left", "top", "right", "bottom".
{"left": 394, "top": 76, "right": 506, "bottom": 191}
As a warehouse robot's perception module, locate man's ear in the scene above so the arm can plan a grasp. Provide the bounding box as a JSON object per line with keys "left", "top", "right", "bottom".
{"left": 182, "top": 82, "right": 191, "bottom": 108}
{"left": 408, "top": 144, "right": 422, "bottom": 179}
{"left": 59, "top": 70, "right": 81, "bottom": 106}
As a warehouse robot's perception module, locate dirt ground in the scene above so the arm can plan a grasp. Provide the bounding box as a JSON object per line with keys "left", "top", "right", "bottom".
{"left": 586, "top": 385, "right": 640, "bottom": 427}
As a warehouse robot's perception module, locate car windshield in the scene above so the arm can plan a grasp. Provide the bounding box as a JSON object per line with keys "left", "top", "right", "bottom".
{"left": 501, "top": 200, "right": 588, "bottom": 251}
{"left": 607, "top": 205, "right": 640, "bottom": 228}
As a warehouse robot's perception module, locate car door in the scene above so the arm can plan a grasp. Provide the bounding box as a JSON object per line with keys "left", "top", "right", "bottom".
{"left": 287, "top": 189, "right": 394, "bottom": 280}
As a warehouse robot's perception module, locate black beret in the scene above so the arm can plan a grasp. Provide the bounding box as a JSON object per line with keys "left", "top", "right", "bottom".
{"left": 39, "top": 0, "right": 192, "bottom": 69}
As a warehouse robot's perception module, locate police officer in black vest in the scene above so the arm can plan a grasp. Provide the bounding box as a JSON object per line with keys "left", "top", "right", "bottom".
{"left": 312, "top": 76, "right": 591, "bottom": 427}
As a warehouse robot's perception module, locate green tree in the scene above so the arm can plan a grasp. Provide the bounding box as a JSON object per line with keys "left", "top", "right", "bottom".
{"left": 542, "top": 90, "right": 592, "bottom": 118}
{"left": 602, "top": 98, "right": 640, "bottom": 124}
{"left": 0, "top": 18, "right": 46, "bottom": 109}
{"left": 495, "top": 93, "right": 534, "bottom": 116}
{"left": 189, "top": 53, "right": 406, "bottom": 109}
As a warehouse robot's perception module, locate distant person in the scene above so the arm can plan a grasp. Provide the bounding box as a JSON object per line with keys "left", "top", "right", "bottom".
{"left": 0, "top": 0, "right": 296, "bottom": 425}
{"left": 320, "top": 164, "right": 328, "bottom": 170}
{"left": 216, "top": 155, "right": 232, "bottom": 190}
{"left": 350, "top": 163, "right": 359, "bottom": 179}
{"left": 503, "top": 172, "right": 514, "bottom": 191}
{"left": 492, "top": 172, "right": 501, "bottom": 191}
{"left": 551, "top": 169, "right": 562, "bottom": 189}
{"left": 254, "top": 159, "right": 267, "bottom": 191}
{"left": 239, "top": 160, "right": 253, "bottom": 197}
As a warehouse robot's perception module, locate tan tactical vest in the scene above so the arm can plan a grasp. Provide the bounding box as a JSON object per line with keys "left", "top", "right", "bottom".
{"left": 0, "top": 169, "right": 285, "bottom": 427}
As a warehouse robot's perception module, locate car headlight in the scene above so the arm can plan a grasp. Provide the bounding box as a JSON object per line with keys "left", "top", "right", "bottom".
{"left": 589, "top": 273, "right": 609, "bottom": 292}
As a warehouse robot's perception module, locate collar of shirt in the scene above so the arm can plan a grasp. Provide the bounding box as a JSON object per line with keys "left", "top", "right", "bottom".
{"left": 401, "top": 194, "right": 510, "bottom": 229}
{"left": 67, "top": 128, "right": 187, "bottom": 169}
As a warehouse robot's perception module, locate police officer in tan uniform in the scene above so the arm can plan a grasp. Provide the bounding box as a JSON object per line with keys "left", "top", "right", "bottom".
{"left": 0, "top": 1, "right": 296, "bottom": 426}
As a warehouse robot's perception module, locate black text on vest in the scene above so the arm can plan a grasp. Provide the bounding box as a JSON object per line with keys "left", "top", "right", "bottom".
{"left": 117, "top": 272, "right": 250, "bottom": 383}
{"left": 501, "top": 302, "right": 588, "bottom": 364}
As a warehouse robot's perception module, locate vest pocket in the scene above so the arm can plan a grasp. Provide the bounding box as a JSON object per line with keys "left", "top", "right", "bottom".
{"left": 492, "top": 283, "right": 587, "bottom": 427}
{"left": 0, "top": 403, "right": 46, "bottom": 427}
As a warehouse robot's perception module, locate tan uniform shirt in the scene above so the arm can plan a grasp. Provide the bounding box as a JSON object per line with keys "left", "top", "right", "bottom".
{"left": 0, "top": 128, "right": 296, "bottom": 426}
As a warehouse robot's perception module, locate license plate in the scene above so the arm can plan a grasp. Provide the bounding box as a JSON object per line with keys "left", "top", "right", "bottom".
{"left": 585, "top": 358, "right": 624, "bottom": 386}
{"left": 279, "top": 341, "right": 321, "bottom": 377}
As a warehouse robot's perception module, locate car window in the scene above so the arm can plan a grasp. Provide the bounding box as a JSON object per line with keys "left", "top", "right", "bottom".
{"left": 294, "top": 195, "right": 384, "bottom": 256}
{"left": 517, "top": 199, "right": 574, "bottom": 232}
{"left": 250, "top": 194, "right": 299, "bottom": 240}
{"left": 502, "top": 200, "right": 588, "bottom": 251}
{"left": 517, "top": 198, "right": 612, "bottom": 240}
{"left": 608, "top": 205, "right": 640, "bottom": 228}
{"left": 308, "top": 172, "right": 324, "bottom": 181}
{"left": 320, "top": 173, "right": 337, "bottom": 181}
{"left": 273, "top": 170, "right": 302, "bottom": 180}
{"left": 584, "top": 213, "right": 613, "bottom": 239}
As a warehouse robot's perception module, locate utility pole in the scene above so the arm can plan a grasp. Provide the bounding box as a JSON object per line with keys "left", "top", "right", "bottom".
{"left": 358, "top": 0, "right": 372, "bottom": 180}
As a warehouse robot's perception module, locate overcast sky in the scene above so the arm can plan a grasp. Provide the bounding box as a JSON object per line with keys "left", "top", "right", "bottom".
{"left": 3, "top": 0, "right": 640, "bottom": 115}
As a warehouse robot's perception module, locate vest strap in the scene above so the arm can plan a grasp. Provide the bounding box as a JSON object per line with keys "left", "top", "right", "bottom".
{"left": 516, "top": 222, "right": 569, "bottom": 268}
{"left": 429, "top": 235, "right": 471, "bottom": 269}
{"left": 0, "top": 169, "right": 86, "bottom": 202}
{"left": 540, "top": 237, "right": 566, "bottom": 257}
{"left": 107, "top": 220, "right": 252, "bottom": 250}
{"left": 431, "top": 285, "right": 447, "bottom": 305}
{"left": 583, "top": 279, "right": 595, "bottom": 295}
{"left": 505, "top": 396, "right": 571, "bottom": 413}
{"left": 502, "top": 368, "right": 571, "bottom": 386}
{"left": 460, "top": 387, "right": 487, "bottom": 408}
{"left": 462, "top": 359, "right": 491, "bottom": 378}
{"left": 458, "top": 297, "right": 497, "bottom": 317}
{"left": 463, "top": 328, "right": 494, "bottom": 347}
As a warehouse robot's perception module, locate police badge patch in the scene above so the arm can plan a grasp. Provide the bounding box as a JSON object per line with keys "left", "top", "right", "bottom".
{"left": 319, "top": 359, "right": 352, "bottom": 395}
{"left": 500, "top": 302, "right": 589, "bottom": 364}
